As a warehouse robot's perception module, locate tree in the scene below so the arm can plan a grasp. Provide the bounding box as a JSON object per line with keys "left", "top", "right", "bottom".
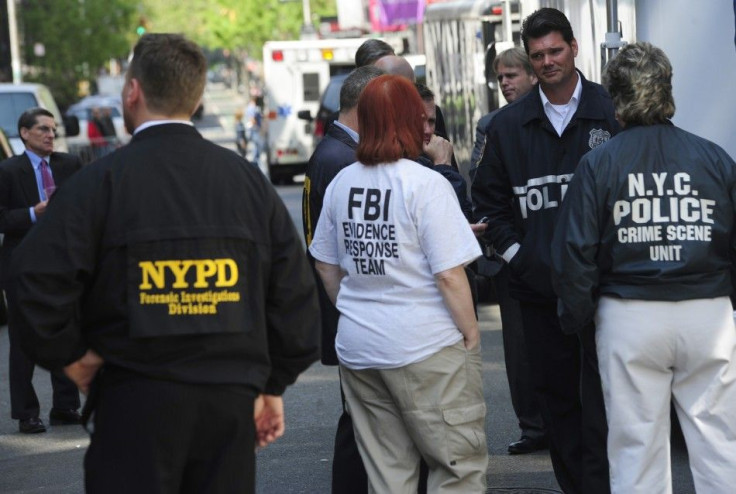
{"left": 140, "top": 0, "right": 337, "bottom": 56}
{"left": 17, "top": 0, "right": 338, "bottom": 107}
{"left": 20, "top": 0, "right": 138, "bottom": 108}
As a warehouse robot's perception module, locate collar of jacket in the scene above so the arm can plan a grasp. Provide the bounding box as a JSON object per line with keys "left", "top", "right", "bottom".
{"left": 519, "top": 70, "right": 610, "bottom": 128}
{"left": 130, "top": 122, "right": 202, "bottom": 143}
{"left": 325, "top": 122, "right": 358, "bottom": 149}
{"left": 621, "top": 119, "right": 675, "bottom": 132}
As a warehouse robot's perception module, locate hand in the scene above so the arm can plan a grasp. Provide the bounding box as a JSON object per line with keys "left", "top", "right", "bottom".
{"left": 254, "top": 394, "right": 285, "bottom": 449}
{"left": 423, "top": 135, "right": 453, "bottom": 165}
{"left": 33, "top": 200, "right": 49, "bottom": 216}
{"left": 470, "top": 222, "right": 488, "bottom": 237}
{"left": 463, "top": 330, "right": 481, "bottom": 351}
{"left": 63, "top": 350, "right": 104, "bottom": 395}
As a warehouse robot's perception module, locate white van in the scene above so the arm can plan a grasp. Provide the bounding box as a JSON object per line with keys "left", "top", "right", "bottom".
{"left": 0, "top": 83, "right": 78, "bottom": 155}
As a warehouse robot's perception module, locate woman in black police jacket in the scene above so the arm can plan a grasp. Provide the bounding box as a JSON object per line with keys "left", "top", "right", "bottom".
{"left": 551, "top": 42, "right": 736, "bottom": 494}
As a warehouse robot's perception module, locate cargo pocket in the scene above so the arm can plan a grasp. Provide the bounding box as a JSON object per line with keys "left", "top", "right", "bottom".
{"left": 442, "top": 402, "right": 487, "bottom": 462}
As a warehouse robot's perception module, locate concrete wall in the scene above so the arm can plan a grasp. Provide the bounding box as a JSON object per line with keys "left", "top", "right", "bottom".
{"left": 636, "top": 0, "right": 736, "bottom": 158}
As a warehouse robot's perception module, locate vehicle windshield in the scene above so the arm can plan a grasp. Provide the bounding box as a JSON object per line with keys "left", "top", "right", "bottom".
{"left": 0, "top": 93, "right": 38, "bottom": 137}
{"left": 322, "top": 77, "right": 346, "bottom": 113}
{"left": 68, "top": 106, "right": 122, "bottom": 120}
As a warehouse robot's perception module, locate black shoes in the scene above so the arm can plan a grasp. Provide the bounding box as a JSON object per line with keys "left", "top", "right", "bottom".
{"left": 508, "top": 435, "right": 548, "bottom": 455}
{"left": 18, "top": 410, "right": 80, "bottom": 433}
{"left": 19, "top": 417, "right": 47, "bottom": 434}
{"left": 49, "top": 408, "right": 82, "bottom": 426}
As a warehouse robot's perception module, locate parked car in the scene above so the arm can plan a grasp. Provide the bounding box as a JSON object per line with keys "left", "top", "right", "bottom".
{"left": 66, "top": 94, "right": 129, "bottom": 163}
{"left": 0, "top": 83, "right": 78, "bottom": 154}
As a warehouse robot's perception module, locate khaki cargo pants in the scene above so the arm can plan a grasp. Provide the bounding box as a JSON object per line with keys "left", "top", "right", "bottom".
{"left": 341, "top": 341, "right": 488, "bottom": 493}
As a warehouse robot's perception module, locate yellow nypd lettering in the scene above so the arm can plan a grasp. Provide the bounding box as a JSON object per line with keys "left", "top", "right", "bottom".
{"left": 137, "top": 258, "right": 241, "bottom": 316}
{"left": 139, "top": 261, "right": 165, "bottom": 290}
{"left": 215, "top": 259, "right": 238, "bottom": 287}
{"left": 165, "top": 260, "right": 194, "bottom": 288}
{"left": 139, "top": 258, "right": 239, "bottom": 290}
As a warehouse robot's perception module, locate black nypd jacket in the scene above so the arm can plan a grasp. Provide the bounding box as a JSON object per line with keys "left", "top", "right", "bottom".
{"left": 11, "top": 124, "right": 320, "bottom": 395}
{"left": 471, "top": 73, "right": 620, "bottom": 301}
{"left": 551, "top": 123, "right": 736, "bottom": 333}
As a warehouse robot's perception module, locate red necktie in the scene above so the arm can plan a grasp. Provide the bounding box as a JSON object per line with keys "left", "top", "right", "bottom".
{"left": 40, "top": 159, "right": 55, "bottom": 199}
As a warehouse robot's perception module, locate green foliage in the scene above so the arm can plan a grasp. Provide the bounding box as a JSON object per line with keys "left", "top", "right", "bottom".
{"left": 20, "top": 0, "right": 138, "bottom": 108}
{"left": 140, "top": 0, "right": 337, "bottom": 57}
{"left": 16, "top": 0, "right": 338, "bottom": 108}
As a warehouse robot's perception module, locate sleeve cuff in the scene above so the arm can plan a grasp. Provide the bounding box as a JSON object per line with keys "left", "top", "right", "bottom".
{"left": 500, "top": 243, "right": 521, "bottom": 263}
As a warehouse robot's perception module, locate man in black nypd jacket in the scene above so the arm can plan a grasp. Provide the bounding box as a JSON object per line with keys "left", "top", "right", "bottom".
{"left": 471, "top": 8, "right": 620, "bottom": 494}
{"left": 10, "top": 33, "right": 320, "bottom": 493}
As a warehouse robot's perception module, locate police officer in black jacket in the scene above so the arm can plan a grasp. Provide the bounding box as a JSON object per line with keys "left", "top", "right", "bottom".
{"left": 472, "top": 8, "right": 620, "bottom": 494}
{"left": 10, "top": 34, "right": 320, "bottom": 493}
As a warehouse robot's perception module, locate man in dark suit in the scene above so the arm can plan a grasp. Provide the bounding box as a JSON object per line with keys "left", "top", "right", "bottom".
{"left": 302, "top": 64, "right": 383, "bottom": 494}
{"left": 0, "top": 107, "right": 82, "bottom": 433}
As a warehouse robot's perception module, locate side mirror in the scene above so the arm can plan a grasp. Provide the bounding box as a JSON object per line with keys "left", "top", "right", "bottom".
{"left": 63, "top": 115, "right": 80, "bottom": 137}
{"left": 297, "top": 109, "right": 313, "bottom": 121}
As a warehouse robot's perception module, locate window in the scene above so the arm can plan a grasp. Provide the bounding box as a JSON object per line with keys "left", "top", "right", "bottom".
{"left": 303, "top": 73, "right": 320, "bottom": 102}
{"left": 0, "top": 93, "right": 38, "bottom": 137}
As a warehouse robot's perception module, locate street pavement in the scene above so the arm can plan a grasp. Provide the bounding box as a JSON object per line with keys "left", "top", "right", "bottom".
{"left": 0, "top": 305, "right": 562, "bottom": 493}
{"left": 0, "top": 301, "right": 696, "bottom": 493}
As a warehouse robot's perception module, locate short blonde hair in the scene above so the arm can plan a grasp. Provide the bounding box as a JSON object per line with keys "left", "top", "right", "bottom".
{"left": 603, "top": 42, "right": 675, "bottom": 126}
{"left": 493, "top": 47, "right": 533, "bottom": 75}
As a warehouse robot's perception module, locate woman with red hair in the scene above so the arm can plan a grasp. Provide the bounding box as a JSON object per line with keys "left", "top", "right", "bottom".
{"left": 309, "top": 75, "right": 488, "bottom": 493}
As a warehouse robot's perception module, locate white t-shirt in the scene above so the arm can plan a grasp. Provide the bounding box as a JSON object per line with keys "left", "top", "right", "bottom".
{"left": 309, "top": 159, "right": 481, "bottom": 370}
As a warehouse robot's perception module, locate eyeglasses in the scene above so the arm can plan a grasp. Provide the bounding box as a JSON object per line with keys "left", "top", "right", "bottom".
{"left": 32, "top": 125, "right": 57, "bottom": 135}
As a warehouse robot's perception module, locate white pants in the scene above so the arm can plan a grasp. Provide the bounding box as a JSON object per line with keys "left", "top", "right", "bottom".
{"left": 595, "top": 296, "right": 736, "bottom": 494}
